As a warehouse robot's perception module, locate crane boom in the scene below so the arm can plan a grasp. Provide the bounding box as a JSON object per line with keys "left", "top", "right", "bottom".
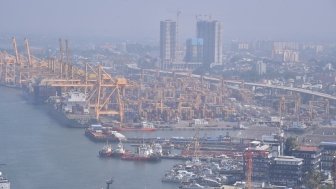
{"left": 24, "top": 38, "right": 32, "bottom": 66}
{"left": 12, "top": 37, "right": 21, "bottom": 65}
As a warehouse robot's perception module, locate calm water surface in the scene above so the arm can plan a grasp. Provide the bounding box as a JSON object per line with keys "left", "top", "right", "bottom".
{"left": 0, "top": 87, "right": 234, "bottom": 189}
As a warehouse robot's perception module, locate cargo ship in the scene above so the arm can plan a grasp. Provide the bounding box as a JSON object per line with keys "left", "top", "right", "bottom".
{"left": 21, "top": 83, "right": 96, "bottom": 128}
{"left": 85, "top": 124, "right": 127, "bottom": 142}
{"left": 99, "top": 142, "right": 128, "bottom": 158}
{"left": 0, "top": 171, "right": 10, "bottom": 189}
{"left": 20, "top": 84, "right": 61, "bottom": 105}
{"left": 112, "top": 121, "right": 157, "bottom": 132}
{"left": 121, "top": 143, "right": 162, "bottom": 162}
{"left": 47, "top": 91, "right": 96, "bottom": 128}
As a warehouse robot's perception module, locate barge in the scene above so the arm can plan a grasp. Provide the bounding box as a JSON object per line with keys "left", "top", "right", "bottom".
{"left": 121, "top": 143, "right": 161, "bottom": 162}
{"left": 85, "top": 124, "right": 127, "bottom": 142}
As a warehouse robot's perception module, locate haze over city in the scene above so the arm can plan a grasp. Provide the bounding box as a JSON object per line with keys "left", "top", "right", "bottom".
{"left": 1, "top": 0, "right": 336, "bottom": 41}
{"left": 1, "top": 1, "right": 336, "bottom": 189}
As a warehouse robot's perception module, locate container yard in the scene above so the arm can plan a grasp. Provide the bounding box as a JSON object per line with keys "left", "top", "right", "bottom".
{"left": 1, "top": 38, "right": 336, "bottom": 134}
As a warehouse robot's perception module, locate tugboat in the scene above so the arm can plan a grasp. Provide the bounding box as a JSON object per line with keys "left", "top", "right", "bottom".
{"left": 112, "top": 142, "right": 127, "bottom": 157}
{"left": 99, "top": 142, "right": 113, "bottom": 157}
{"left": 99, "top": 142, "right": 128, "bottom": 158}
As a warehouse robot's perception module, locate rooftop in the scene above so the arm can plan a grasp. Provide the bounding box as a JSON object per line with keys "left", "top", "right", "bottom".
{"left": 320, "top": 141, "right": 336, "bottom": 147}
{"left": 274, "top": 156, "right": 303, "bottom": 162}
{"left": 295, "top": 145, "right": 319, "bottom": 152}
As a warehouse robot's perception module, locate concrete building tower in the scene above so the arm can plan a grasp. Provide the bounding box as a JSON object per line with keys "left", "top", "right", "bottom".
{"left": 256, "top": 61, "right": 267, "bottom": 75}
{"left": 196, "top": 19, "right": 223, "bottom": 67}
{"left": 185, "top": 38, "right": 203, "bottom": 63}
{"left": 160, "top": 20, "right": 177, "bottom": 69}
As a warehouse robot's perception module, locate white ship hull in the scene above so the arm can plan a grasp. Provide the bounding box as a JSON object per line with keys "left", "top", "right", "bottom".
{"left": 0, "top": 182, "right": 10, "bottom": 189}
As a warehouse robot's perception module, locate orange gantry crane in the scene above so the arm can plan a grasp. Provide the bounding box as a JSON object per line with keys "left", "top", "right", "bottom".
{"left": 42, "top": 60, "right": 134, "bottom": 124}
{"left": 0, "top": 37, "right": 51, "bottom": 86}
{"left": 0, "top": 37, "right": 135, "bottom": 126}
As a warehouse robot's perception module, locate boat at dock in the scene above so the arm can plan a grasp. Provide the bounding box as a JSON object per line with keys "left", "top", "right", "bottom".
{"left": 179, "top": 182, "right": 205, "bottom": 189}
{"left": 112, "top": 121, "right": 157, "bottom": 132}
{"left": 85, "top": 124, "right": 127, "bottom": 142}
{"left": 162, "top": 156, "right": 235, "bottom": 188}
{"left": 0, "top": 171, "right": 10, "bottom": 189}
{"left": 47, "top": 91, "right": 96, "bottom": 128}
{"left": 99, "top": 142, "right": 128, "bottom": 158}
{"left": 121, "top": 143, "right": 161, "bottom": 162}
{"left": 99, "top": 142, "right": 113, "bottom": 157}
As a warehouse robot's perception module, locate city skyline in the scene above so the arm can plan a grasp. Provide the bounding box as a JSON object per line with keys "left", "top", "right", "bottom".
{"left": 1, "top": 1, "right": 336, "bottom": 189}
{"left": 0, "top": 0, "right": 335, "bottom": 42}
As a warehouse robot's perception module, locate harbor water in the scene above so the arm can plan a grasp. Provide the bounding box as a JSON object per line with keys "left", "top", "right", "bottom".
{"left": 0, "top": 87, "right": 237, "bottom": 189}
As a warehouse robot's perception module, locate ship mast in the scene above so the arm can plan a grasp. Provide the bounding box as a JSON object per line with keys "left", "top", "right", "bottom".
{"left": 106, "top": 178, "right": 113, "bottom": 189}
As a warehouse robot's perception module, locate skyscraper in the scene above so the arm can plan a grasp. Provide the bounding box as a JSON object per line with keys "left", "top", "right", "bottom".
{"left": 160, "top": 20, "right": 177, "bottom": 69}
{"left": 197, "top": 20, "right": 223, "bottom": 66}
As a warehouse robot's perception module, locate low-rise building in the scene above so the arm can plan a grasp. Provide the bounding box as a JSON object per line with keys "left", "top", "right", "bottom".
{"left": 291, "top": 145, "right": 321, "bottom": 173}
{"left": 319, "top": 141, "right": 336, "bottom": 171}
{"left": 269, "top": 156, "right": 303, "bottom": 187}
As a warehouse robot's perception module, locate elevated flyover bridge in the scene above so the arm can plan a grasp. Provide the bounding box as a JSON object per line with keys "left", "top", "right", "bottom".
{"left": 127, "top": 66, "right": 336, "bottom": 102}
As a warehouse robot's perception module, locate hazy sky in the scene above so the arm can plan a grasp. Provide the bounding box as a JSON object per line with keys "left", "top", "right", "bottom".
{"left": 1, "top": 0, "right": 335, "bottom": 42}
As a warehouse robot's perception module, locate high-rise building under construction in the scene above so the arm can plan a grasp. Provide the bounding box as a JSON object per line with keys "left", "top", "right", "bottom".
{"left": 160, "top": 20, "right": 177, "bottom": 69}
{"left": 196, "top": 20, "right": 223, "bottom": 67}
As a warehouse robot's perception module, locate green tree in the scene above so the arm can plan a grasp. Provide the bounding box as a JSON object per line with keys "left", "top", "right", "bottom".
{"left": 320, "top": 185, "right": 333, "bottom": 189}
{"left": 284, "top": 136, "right": 298, "bottom": 156}
{"left": 303, "top": 170, "right": 322, "bottom": 189}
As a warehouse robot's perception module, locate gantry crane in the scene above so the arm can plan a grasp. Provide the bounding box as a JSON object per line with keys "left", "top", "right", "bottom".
{"left": 0, "top": 37, "right": 138, "bottom": 126}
